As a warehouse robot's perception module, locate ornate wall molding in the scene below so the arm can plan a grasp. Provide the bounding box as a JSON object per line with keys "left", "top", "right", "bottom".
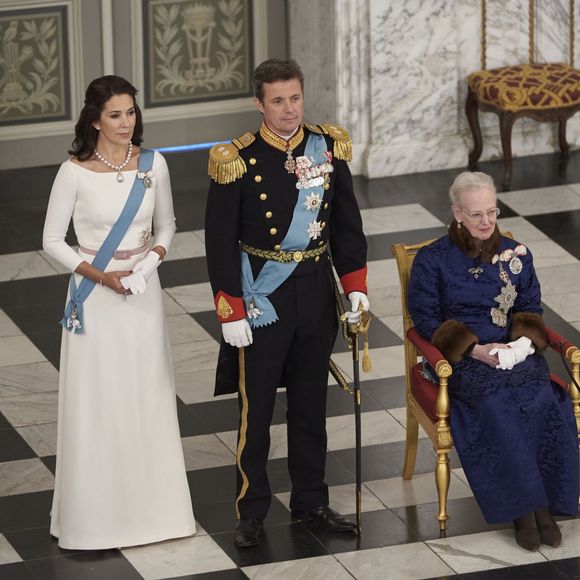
{"left": 131, "top": 0, "right": 268, "bottom": 123}
{"left": 0, "top": 0, "right": 83, "bottom": 141}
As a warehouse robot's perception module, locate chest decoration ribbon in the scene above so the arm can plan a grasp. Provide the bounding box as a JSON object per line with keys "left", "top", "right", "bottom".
{"left": 60, "top": 148, "right": 155, "bottom": 334}
{"left": 240, "top": 133, "right": 332, "bottom": 327}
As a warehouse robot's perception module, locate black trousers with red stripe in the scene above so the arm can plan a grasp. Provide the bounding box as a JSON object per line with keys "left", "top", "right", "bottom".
{"left": 235, "top": 265, "right": 338, "bottom": 519}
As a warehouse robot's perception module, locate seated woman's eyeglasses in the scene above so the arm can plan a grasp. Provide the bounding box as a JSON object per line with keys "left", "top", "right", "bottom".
{"left": 461, "top": 207, "right": 501, "bottom": 221}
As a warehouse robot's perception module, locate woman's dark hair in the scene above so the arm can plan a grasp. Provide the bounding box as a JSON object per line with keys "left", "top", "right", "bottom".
{"left": 69, "top": 75, "right": 143, "bottom": 160}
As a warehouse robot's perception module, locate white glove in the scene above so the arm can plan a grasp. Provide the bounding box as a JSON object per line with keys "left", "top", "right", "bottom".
{"left": 346, "top": 291, "right": 370, "bottom": 323}
{"left": 120, "top": 270, "right": 147, "bottom": 295}
{"left": 507, "top": 336, "right": 535, "bottom": 365}
{"left": 133, "top": 250, "right": 161, "bottom": 281}
{"left": 222, "top": 318, "right": 253, "bottom": 348}
{"left": 493, "top": 347, "right": 517, "bottom": 370}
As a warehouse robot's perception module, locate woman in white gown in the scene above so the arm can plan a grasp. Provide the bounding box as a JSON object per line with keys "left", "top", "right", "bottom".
{"left": 43, "top": 75, "right": 195, "bottom": 549}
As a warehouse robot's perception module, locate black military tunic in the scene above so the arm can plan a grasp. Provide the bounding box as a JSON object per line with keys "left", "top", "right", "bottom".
{"left": 205, "top": 122, "right": 367, "bottom": 519}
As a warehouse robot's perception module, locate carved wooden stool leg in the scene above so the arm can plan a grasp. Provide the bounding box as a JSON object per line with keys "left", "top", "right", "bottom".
{"left": 466, "top": 88, "right": 483, "bottom": 169}
{"left": 499, "top": 112, "right": 515, "bottom": 191}
{"left": 559, "top": 117, "right": 570, "bottom": 158}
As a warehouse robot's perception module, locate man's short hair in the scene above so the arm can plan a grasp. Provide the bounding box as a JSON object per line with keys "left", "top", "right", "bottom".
{"left": 252, "top": 59, "right": 304, "bottom": 102}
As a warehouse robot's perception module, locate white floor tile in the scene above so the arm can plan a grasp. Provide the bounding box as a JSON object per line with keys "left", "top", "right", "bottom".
{"left": 165, "top": 231, "right": 206, "bottom": 261}
{"left": 0, "top": 458, "right": 55, "bottom": 496}
{"left": 181, "top": 433, "right": 235, "bottom": 470}
{"left": 524, "top": 239, "right": 578, "bottom": 269}
{"left": 337, "top": 542, "right": 454, "bottom": 580}
{"left": 542, "top": 292, "right": 580, "bottom": 325}
{"left": 536, "top": 263, "right": 580, "bottom": 297}
{"left": 122, "top": 534, "right": 236, "bottom": 579}
{"left": 427, "top": 529, "right": 546, "bottom": 574}
{"left": 387, "top": 407, "right": 428, "bottom": 438}
{"left": 539, "top": 518, "right": 580, "bottom": 560}
{"left": 361, "top": 204, "right": 444, "bottom": 236}
{"left": 16, "top": 422, "right": 57, "bottom": 457}
{"left": 175, "top": 369, "right": 237, "bottom": 404}
{"left": 365, "top": 469, "right": 472, "bottom": 509}
{"left": 326, "top": 410, "right": 407, "bottom": 450}
{"left": 0, "top": 335, "right": 46, "bottom": 367}
{"left": 167, "top": 314, "right": 213, "bottom": 345}
{"left": 0, "top": 533, "right": 22, "bottom": 565}
{"left": 367, "top": 285, "right": 401, "bottom": 318}
{"left": 172, "top": 339, "right": 219, "bottom": 374}
{"left": 165, "top": 283, "right": 215, "bottom": 313}
{"left": 498, "top": 185, "right": 580, "bottom": 215}
{"left": 162, "top": 291, "right": 187, "bottom": 315}
{"left": 0, "top": 361, "right": 59, "bottom": 398}
{"left": 244, "top": 555, "right": 353, "bottom": 580}
{"left": 0, "top": 392, "right": 58, "bottom": 427}
{"left": 497, "top": 216, "right": 549, "bottom": 243}
{"left": 0, "top": 310, "right": 21, "bottom": 339}
{"left": 0, "top": 251, "right": 58, "bottom": 282}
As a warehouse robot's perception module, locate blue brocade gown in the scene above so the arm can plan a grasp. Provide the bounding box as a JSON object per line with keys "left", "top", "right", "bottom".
{"left": 409, "top": 234, "right": 579, "bottom": 523}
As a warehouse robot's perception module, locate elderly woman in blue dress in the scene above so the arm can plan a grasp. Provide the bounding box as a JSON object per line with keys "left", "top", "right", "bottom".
{"left": 408, "top": 171, "right": 578, "bottom": 551}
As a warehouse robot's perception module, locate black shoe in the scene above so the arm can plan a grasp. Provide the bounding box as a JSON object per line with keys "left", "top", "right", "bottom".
{"left": 535, "top": 509, "right": 562, "bottom": 548}
{"left": 292, "top": 506, "right": 357, "bottom": 532}
{"left": 513, "top": 512, "right": 540, "bottom": 552}
{"left": 234, "top": 518, "right": 263, "bottom": 548}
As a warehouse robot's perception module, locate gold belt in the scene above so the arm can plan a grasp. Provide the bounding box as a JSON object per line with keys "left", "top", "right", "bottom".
{"left": 241, "top": 242, "right": 327, "bottom": 263}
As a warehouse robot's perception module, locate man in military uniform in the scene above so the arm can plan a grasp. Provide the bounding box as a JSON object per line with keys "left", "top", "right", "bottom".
{"left": 205, "top": 59, "right": 369, "bottom": 547}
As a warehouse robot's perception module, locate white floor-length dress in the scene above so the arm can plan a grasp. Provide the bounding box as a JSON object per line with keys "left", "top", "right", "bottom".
{"left": 43, "top": 150, "right": 196, "bottom": 549}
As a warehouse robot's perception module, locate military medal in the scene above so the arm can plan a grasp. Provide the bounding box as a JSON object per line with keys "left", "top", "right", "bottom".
{"left": 490, "top": 244, "right": 526, "bottom": 327}
{"left": 284, "top": 148, "right": 296, "bottom": 173}
{"left": 468, "top": 266, "right": 483, "bottom": 279}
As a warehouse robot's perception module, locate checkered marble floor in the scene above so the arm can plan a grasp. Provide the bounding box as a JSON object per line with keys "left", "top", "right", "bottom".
{"left": 1, "top": 150, "right": 580, "bottom": 580}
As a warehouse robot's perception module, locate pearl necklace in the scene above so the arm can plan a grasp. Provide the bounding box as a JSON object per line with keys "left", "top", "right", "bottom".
{"left": 94, "top": 142, "right": 133, "bottom": 182}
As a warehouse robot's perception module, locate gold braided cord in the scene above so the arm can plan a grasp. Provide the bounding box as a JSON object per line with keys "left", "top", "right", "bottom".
{"left": 570, "top": 0, "right": 575, "bottom": 67}
{"left": 241, "top": 242, "right": 327, "bottom": 263}
{"left": 482, "top": 0, "right": 487, "bottom": 70}
{"left": 259, "top": 123, "right": 304, "bottom": 152}
{"left": 529, "top": 0, "right": 535, "bottom": 63}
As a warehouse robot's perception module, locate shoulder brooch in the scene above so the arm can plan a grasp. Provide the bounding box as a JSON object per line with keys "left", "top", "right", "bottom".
{"left": 305, "top": 123, "right": 352, "bottom": 162}
{"left": 208, "top": 131, "right": 256, "bottom": 184}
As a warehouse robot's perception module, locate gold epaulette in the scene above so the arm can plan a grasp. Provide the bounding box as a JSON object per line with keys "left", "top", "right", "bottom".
{"left": 208, "top": 131, "right": 256, "bottom": 184}
{"left": 305, "top": 123, "right": 352, "bottom": 161}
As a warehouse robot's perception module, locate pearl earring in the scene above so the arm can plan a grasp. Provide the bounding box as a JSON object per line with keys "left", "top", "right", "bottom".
{"left": 457, "top": 221, "right": 462, "bottom": 229}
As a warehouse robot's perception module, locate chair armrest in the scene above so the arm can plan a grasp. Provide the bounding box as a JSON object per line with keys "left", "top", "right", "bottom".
{"left": 407, "top": 327, "right": 451, "bottom": 377}
{"left": 546, "top": 325, "right": 577, "bottom": 360}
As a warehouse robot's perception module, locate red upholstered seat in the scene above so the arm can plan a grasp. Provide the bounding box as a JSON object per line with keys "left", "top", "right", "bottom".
{"left": 411, "top": 363, "right": 438, "bottom": 422}
{"left": 468, "top": 63, "right": 580, "bottom": 113}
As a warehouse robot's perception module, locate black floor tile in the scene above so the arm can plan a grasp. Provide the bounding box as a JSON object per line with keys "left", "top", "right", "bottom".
{"left": 177, "top": 396, "right": 211, "bottom": 437}
{"left": 159, "top": 257, "right": 209, "bottom": 288}
{"left": 4, "top": 527, "right": 80, "bottom": 560}
{"left": 0, "top": 429, "right": 36, "bottom": 463}
{"left": 0, "top": 490, "right": 53, "bottom": 533}
{"left": 553, "top": 234, "right": 580, "bottom": 261}
{"left": 325, "top": 383, "right": 384, "bottom": 417}
{"left": 391, "top": 496, "right": 508, "bottom": 541}
{"left": 211, "top": 521, "right": 329, "bottom": 567}
{"left": 267, "top": 451, "right": 356, "bottom": 494}
{"left": 25, "top": 550, "right": 143, "bottom": 580}
{"left": 167, "top": 569, "right": 250, "bottom": 580}
{"left": 193, "top": 496, "right": 289, "bottom": 535}
{"left": 188, "top": 465, "right": 236, "bottom": 503}
{"left": 527, "top": 209, "right": 580, "bottom": 240}
{"left": 366, "top": 226, "right": 449, "bottom": 262}
{"left": 0, "top": 275, "right": 68, "bottom": 309}
{"left": 0, "top": 562, "right": 36, "bottom": 580}
{"left": 26, "top": 331, "right": 62, "bottom": 369}
{"left": 332, "top": 440, "right": 460, "bottom": 482}
{"left": 553, "top": 556, "right": 580, "bottom": 579}
{"left": 3, "top": 301, "right": 65, "bottom": 335}
{"left": 362, "top": 377, "right": 406, "bottom": 410}
{"left": 305, "top": 508, "right": 418, "bottom": 553}
{"left": 0, "top": 412, "right": 12, "bottom": 430}
{"left": 41, "top": 455, "right": 56, "bottom": 475}
{"left": 191, "top": 311, "right": 227, "bottom": 343}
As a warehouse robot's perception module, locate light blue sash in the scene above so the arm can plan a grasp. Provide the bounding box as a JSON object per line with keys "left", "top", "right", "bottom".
{"left": 241, "top": 133, "right": 328, "bottom": 327}
{"left": 60, "top": 148, "right": 155, "bottom": 334}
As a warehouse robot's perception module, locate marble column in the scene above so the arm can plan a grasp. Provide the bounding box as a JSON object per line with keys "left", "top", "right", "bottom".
{"left": 288, "top": 0, "right": 580, "bottom": 178}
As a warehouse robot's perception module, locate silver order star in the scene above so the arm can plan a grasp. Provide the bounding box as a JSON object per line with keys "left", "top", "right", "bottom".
{"left": 304, "top": 192, "right": 322, "bottom": 211}
{"left": 306, "top": 220, "right": 323, "bottom": 240}
{"left": 494, "top": 280, "right": 518, "bottom": 311}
